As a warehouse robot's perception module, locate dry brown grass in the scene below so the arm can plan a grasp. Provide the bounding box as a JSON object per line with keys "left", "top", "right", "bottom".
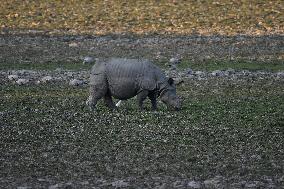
{"left": 0, "top": 0, "right": 283, "bottom": 35}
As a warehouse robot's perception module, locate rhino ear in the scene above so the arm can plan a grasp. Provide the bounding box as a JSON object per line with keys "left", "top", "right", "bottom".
{"left": 168, "top": 78, "right": 174, "bottom": 85}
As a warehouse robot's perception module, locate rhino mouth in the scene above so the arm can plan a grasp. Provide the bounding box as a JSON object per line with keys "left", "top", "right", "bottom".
{"left": 171, "top": 104, "right": 181, "bottom": 111}
{"left": 163, "top": 100, "right": 181, "bottom": 111}
{"left": 174, "top": 107, "right": 181, "bottom": 111}
{"left": 165, "top": 105, "right": 180, "bottom": 111}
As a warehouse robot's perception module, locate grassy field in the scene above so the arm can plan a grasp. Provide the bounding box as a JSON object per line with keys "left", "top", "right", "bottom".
{"left": 1, "top": 1, "right": 284, "bottom": 186}
{"left": 1, "top": 59, "right": 284, "bottom": 73}
{"left": 0, "top": 0, "right": 283, "bottom": 35}
{"left": 1, "top": 70, "right": 283, "bottom": 187}
{"left": 0, "top": 60, "right": 91, "bottom": 71}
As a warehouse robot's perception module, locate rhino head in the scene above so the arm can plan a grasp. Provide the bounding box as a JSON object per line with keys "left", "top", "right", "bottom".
{"left": 160, "top": 78, "right": 181, "bottom": 110}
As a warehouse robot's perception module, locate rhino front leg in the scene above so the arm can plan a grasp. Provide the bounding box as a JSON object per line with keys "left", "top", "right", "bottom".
{"left": 148, "top": 92, "right": 158, "bottom": 110}
{"left": 104, "top": 90, "right": 117, "bottom": 110}
{"left": 137, "top": 90, "right": 149, "bottom": 110}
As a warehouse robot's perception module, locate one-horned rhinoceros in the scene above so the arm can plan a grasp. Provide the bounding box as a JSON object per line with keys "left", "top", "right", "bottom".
{"left": 86, "top": 58, "right": 181, "bottom": 110}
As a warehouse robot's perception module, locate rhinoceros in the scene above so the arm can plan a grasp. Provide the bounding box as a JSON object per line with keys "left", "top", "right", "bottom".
{"left": 86, "top": 58, "right": 181, "bottom": 110}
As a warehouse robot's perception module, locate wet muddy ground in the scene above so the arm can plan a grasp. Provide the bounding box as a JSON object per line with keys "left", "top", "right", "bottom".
{"left": 0, "top": 33, "right": 284, "bottom": 188}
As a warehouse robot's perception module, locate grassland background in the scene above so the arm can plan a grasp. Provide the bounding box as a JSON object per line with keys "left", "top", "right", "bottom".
{"left": 1, "top": 75, "right": 284, "bottom": 188}
{"left": 1, "top": 0, "right": 284, "bottom": 188}
{"left": 0, "top": 0, "right": 283, "bottom": 35}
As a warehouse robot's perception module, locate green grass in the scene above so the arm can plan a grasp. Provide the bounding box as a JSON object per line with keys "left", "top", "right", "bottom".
{"left": 176, "top": 59, "right": 284, "bottom": 72}
{"left": 1, "top": 77, "right": 283, "bottom": 184}
{"left": 1, "top": 59, "right": 284, "bottom": 72}
{"left": 0, "top": 61, "right": 93, "bottom": 71}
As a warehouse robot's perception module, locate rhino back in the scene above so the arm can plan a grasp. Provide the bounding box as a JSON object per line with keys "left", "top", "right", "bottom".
{"left": 105, "top": 58, "right": 158, "bottom": 99}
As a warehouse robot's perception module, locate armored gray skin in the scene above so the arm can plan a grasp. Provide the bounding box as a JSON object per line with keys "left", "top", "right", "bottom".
{"left": 86, "top": 58, "right": 181, "bottom": 110}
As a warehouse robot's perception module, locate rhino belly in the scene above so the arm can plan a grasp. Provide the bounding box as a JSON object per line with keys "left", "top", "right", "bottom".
{"left": 108, "top": 78, "right": 138, "bottom": 100}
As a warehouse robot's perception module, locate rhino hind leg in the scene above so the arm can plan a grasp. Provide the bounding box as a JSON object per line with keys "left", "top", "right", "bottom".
{"left": 86, "top": 84, "right": 108, "bottom": 110}
{"left": 137, "top": 90, "right": 149, "bottom": 110}
{"left": 86, "top": 96, "right": 99, "bottom": 111}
